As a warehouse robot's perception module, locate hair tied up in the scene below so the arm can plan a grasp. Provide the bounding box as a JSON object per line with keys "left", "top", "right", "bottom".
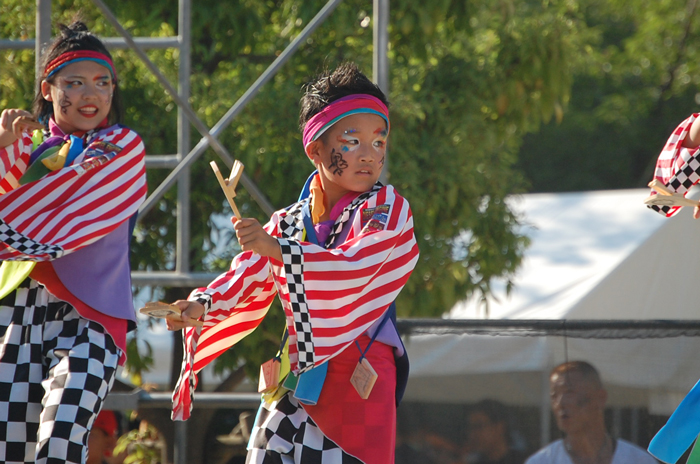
{"left": 59, "top": 20, "right": 89, "bottom": 39}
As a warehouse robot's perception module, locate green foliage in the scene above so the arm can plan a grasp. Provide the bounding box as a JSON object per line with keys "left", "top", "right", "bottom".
{"left": 1, "top": 0, "right": 586, "bottom": 377}
{"left": 519, "top": 0, "right": 700, "bottom": 191}
{"left": 113, "top": 421, "right": 163, "bottom": 464}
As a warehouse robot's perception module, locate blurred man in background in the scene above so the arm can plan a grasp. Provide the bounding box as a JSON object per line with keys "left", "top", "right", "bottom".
{"left": 525, "top": 361, "right": 657, "bottom": 464}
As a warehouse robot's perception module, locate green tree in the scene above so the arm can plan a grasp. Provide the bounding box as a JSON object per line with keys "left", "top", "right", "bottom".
{"left": 518, "top": 0, "right": 700, "bottom": 192}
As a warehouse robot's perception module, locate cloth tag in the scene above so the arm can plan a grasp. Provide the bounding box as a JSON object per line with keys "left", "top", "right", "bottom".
{"left": 350, "top": 358, "right": 378, "bottom": 399}
{"left": 258, "top": 358, "right": 280, "bottom": 393}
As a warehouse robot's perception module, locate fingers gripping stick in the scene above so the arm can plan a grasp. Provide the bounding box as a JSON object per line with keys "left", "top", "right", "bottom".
{"left": 210, "top": 160, "right": 244, "bottom": 218}
{"left": 139, "top": 302, "right": 204, "bottom": 327}
{"left": 16, "top": 117, "right": 44, "bottom": 131}
{"left": 645, "top": 180, "right": 700, "bottom": 208}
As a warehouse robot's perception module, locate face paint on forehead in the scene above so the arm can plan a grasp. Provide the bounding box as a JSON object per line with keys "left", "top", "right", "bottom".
{"left": 374, "top": 128, "right": 388, "bottom": 137}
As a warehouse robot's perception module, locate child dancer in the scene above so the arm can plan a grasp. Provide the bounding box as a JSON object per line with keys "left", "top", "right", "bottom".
{"left": 0, "top": 21, "right": 146, "bottom": 463}
{"left": 168, "top": 62, "right": 419, "bottom": 463}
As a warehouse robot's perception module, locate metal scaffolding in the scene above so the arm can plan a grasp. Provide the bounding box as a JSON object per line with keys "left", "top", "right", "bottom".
{"left": 1, "top": 0, "right": 389, "bottom": 289}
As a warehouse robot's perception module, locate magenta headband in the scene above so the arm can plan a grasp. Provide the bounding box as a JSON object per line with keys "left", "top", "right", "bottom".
{"left": 302, "top": 94, "right": 390, "bottom": 148}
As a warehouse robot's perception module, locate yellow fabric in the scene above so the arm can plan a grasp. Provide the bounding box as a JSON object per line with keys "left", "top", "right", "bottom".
{"left": 309, "top": 175, "right": 325, "bottom": 224}
{"left": 41, "top": 141, "right": 69, "bottom": 171}
{"left": 262, "top": 330, "right": 292, "bottom": 404}
{"left": 0, "top": 261, "right": 35, "bottom": 299}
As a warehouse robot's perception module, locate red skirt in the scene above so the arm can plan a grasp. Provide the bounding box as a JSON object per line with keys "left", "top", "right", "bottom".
{"left": 302, "top": 335, "right": 396, "bottom": 464}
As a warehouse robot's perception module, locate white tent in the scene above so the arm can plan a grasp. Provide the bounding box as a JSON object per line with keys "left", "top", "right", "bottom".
{"left": 403, "top": 188, "right": 700, "bottom": 422}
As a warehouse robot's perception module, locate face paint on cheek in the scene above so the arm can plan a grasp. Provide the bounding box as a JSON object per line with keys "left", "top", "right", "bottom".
{"left": 58, "top": 90, "right": 72, "bottom": 115}
{"left": 379, "top": 156, "right": 385, "bottom": 166}
{"left": 329, "top": 148, "right": 349, "bottom": 176}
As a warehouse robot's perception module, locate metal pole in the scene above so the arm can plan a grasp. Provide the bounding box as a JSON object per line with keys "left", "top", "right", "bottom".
{"left": 176, "top": 0, "right": 192, "bottom": 274}
{"left": 35, "top": 0, "right": 51, "bottom": 80}
{"left": 540, "top": 367, "right": 552, "bottom": 447}
{"left": 173, "top": 420, "right": 187, "bottom": 464}
{"left": 373, "top": 0, "right": 390, "bottom": 184}
{"left": 137, "top": 0, "right": 345, "bottom": 219}
{"left": 89, "top": 0, "right": 273, "bottom": 217}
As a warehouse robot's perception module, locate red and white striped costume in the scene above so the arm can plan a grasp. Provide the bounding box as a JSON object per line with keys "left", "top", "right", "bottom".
{"left": 0, "top": 125, "right": 146, "bottom": 261}
{"left": 0, "top": 124, "right": 147, "bottom": 354}
{"left": 649, "top": 113, "right": 700, "bottom": 217}
{"left": 173, "top": 184, "right": 419, "bottom": 421}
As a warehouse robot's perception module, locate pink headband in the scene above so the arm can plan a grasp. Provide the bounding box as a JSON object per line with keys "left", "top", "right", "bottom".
{"left": 45, "top": 50, "right": 117, "bottom": 81}
{"left": 302, "top": 94, "right": 389, "bottom": 148}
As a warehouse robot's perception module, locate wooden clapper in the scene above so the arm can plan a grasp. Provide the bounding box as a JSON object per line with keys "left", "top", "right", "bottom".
{"left": 644, "top": 179, "right": 700, "bottom": 208}
{"left": 210, "top": 160, "right": 244, "bottom": 217}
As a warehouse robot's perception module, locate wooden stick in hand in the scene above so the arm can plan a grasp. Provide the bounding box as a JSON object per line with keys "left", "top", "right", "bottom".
{"left": 15, "top": 117, "right": 45, "bottom": 131}
{"left": 210, "top": 160, "right": 244, "bottom": 217}
{"left": 645, "top": 179, "right": 700, "bottom": 208}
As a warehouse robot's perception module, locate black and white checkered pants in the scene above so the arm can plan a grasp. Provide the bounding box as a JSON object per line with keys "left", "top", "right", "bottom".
{"left": 0, "top": 278, "right": 120, "bottom": 464}
{"left": 246, "top": 393, "right": 363, "bottom": 464}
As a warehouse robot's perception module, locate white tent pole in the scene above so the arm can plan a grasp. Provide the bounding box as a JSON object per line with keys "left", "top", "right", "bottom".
{"left": 539, "top": 368, "right": 552, "bottom": 447}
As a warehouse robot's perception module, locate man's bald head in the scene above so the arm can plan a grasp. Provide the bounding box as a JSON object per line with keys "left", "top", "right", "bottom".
{"left": 550, "top": 361, "right": 603, "bottom": 389}
{"left": 549, "top": 361, "right": 607, "bottom": 435}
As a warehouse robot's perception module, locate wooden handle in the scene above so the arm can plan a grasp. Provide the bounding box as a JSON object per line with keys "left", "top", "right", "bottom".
{"left": 644, "top": 193, "right": 700, "bottom": 208}
{"left": 139, "top": 302, "right": 204, "bottom": 327}
{"left": 16, "top": 116, "right": 45, "bottom": 131}
{"left": 210, "top": 161, "right": 242, "bottom": 217}
{"left": 648, "top": 179, "right": 674, "bottom": 196}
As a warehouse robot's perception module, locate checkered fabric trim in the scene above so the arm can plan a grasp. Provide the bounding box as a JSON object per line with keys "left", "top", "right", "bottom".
{"left": 191, "top": 292, "right": 213, "bottom": 313}
{"left": 652, "top": 152, "right": 700, "bottom": 215}
{"left": 278, "top": 239, "right": 314, "bottom": 372}
{"left": 325, "top": 183, "right": 382, "bottom": 248}
{"left": 279, "top": 199, "right": 308, "bottom": 240}
{"left": 0, "top": 278, "right": 120, "bottom": 464}
{"left": 0, "top": 219, "right": 64, "bottom": 260}
{"left": 246, "top": 393, "right": 363, "bottom": 464}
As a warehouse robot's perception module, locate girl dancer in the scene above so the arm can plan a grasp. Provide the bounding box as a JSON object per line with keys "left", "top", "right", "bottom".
{"left": 0, "top": 20, "right": 146, "bottom": 463}
{"left": 168, "top": 62, "right": 419, "bottom": 463}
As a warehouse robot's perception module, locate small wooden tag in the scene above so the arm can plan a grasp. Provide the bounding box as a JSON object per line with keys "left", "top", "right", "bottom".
{"left": 350, "top": 358, "right": 378, "bottom": 399}
{"left": 258, "top": 358, "right": 281, "bottom": 393}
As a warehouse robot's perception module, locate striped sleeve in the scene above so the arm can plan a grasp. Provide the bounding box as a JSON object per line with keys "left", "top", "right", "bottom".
{"left": 273, "top": 185, "right": 419, "bottom": 373}
{"left": 172, "top": 224, "right": 279, "bottom": 421}
{"left": 0, "top": 133, "right": 32, "bottom": 194}
{"left": 0, "top": 126, "right": 146, "bottom": 260}
{"left": 650, "top": 113, "right": 700, "bottom": 217}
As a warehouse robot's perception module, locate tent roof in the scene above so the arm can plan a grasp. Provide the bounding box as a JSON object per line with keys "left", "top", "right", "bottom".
{"left": 449, "top": 188, "right": 685, "bottom": 320}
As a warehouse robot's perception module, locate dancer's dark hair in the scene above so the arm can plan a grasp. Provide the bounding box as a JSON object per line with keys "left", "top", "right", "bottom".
{"left": 299, "top": 62, "right": 388, "bottom": 132}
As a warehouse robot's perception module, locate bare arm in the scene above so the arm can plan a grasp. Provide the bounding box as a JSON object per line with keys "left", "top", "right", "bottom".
{"left": 682, "top": 117, "right": 700, "bottom": 148}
